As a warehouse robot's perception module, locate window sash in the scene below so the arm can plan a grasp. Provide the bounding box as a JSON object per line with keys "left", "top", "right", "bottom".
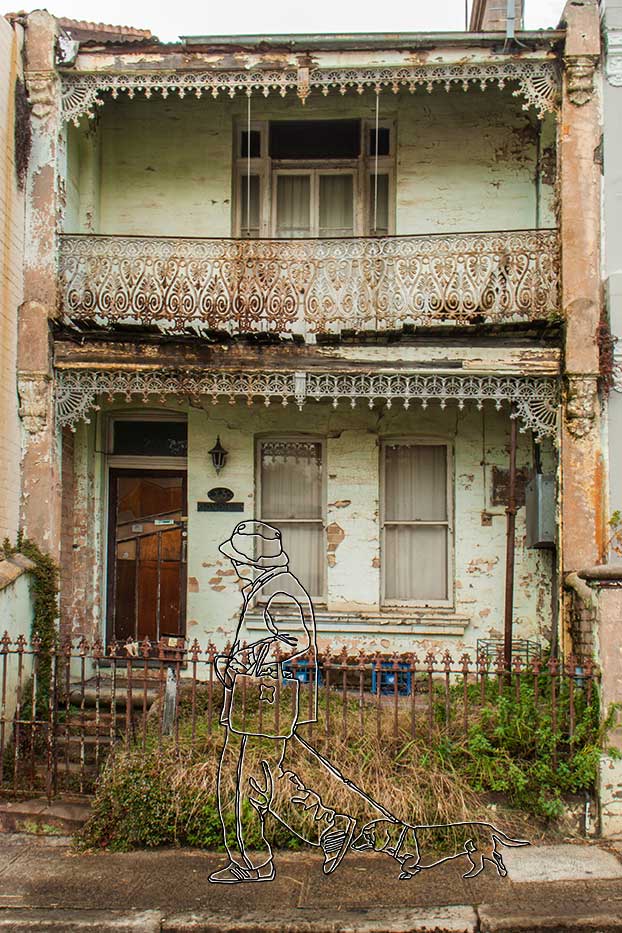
{"left": 257, "top": 438, "right": 326, "bottom": 599}
{"left": 272, "top": 170, "right": 356, "bottom": 238}
{"left": 381, "top": 441, "right": 452, "bottom": 606}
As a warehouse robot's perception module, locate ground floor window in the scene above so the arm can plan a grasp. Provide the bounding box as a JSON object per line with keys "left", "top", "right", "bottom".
{"left": 382, "top": 441, "right": 452, "bottom": 605}
{"left": 257, "top": 438, "right": 325, "bottom": 598}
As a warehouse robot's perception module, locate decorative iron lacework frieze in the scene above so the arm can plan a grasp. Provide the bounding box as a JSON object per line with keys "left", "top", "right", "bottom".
{"left": 260, "top": 441, "right": 323, "bottom": 464}
{"left": 55, "top": 369, "right": 559, "bottom": 440}
{"left": 59, "top": 230, "right": 560, "bottom": 335}
{"left": 60, "top": 59, "right": 559, "bottom": 125}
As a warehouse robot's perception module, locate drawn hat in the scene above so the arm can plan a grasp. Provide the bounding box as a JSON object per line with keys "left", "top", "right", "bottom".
{"left": 219, "top": 520, "right": 288, "bottom": 568}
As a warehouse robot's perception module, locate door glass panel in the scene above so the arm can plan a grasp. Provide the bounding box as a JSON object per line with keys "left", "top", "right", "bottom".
{"left": 369, "top": 173, "right": 389, "bottom": 236}
{"left": 113, "top": 421, "right": 187, "bottom": 457}
{"left": 240, "top": 175, "right": 260, "bottom": 237}
{"left": 319, "top": 175, "right": 354, "bottom": 237}
{"left": 110, "top": 474, "right": 186, "bottom": 645}
{"left": 276, "top": 175, "right": 311, "bottom": 237}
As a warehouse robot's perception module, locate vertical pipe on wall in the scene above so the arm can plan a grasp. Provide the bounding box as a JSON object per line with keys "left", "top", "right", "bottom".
{"left": 504, "top": 415, "right": 518, "bottom": 672}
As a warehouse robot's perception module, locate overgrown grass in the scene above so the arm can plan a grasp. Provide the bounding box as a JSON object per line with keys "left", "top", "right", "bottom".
{"left": 76, "top": 673, "right": 615, "bottom": 852}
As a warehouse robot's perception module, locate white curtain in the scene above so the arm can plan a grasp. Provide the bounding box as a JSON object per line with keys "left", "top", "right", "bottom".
{"left": 384, "top": 444, "right": 448, "bottom": 600}
{"left": 260, "top": 442, "right": 323, "bottom": 596}
{"left": 276, "top": 176, "right": 311, "bottom": 237}
{"left": 319, "top": 175, "right": 354, "bottom": 236}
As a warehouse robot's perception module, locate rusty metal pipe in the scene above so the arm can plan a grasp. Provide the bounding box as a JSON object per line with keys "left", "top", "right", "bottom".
{"left": 504, "top": 415, "right": 518, "bottom": 673}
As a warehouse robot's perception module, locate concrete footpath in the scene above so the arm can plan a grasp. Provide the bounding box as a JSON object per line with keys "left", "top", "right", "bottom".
{"left": 0, "top": 835, "right": 622, "bottom": 932}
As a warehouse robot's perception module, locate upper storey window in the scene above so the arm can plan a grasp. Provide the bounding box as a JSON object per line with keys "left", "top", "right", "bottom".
{"left": 235, "top": 119, "right": 394, "bottom": 239}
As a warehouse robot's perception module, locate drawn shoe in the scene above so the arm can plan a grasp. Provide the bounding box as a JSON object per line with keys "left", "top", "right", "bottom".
{"left": 320, "top": 814, "right": 356, "bottom": 875}
{"left": 208, "top": 860, "right": 275, "bottom": 884}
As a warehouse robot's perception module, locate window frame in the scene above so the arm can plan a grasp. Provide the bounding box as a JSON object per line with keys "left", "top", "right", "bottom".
{"left": 255, "top": 434, "right": 327, "bottom": 602}
{"left": 105, "top": 410, "right": 188, "bottom": 471}
{"left": 233, "top": 118, "right": 396, "bottom": 238}
{"left": 363, "top": 118, "right": 396, "bottom": 236}
{"left": 380, "top": 436, "right": 454, "bottom": 609}
{"left": 233, "top": 120, "right": 271, "bottom": 238}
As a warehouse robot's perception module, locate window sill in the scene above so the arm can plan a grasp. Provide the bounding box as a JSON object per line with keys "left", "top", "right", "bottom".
{"left": 244, "top": 608, "right": 470, "bottom": 637}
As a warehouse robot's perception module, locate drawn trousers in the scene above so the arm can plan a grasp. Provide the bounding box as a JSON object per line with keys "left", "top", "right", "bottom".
{"left": 217, "top": 727, "right": 391, "bottom": 870}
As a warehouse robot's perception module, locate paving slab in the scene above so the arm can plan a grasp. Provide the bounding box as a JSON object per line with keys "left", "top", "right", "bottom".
{"left": 501, "top": 842, "right": 622, "bottom": 883}
{"left": 163, "top": 906, "right": 478, "bottom": 932}
{"left": 479, "top": 905, "right": 622, "bottom": 932}
{"left": 0, "top": 908, "right": 161, "bottom": 931}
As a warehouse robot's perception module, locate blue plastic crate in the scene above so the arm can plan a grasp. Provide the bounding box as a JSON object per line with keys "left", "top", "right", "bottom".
{"left": 371, "top": 661, "right": 412, "bottom": 696}
{"left": 282, "top": 658, "right": 322, "bottom": 686}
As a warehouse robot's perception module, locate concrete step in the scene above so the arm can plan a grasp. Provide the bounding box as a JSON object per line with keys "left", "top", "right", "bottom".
{"left": 0, "top": 798, "right": 91, "bottom": 836}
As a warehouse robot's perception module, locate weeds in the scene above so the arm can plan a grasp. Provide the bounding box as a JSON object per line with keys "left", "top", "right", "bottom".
{"left": 76, "top": 672, "right": 611, "bottom": 852}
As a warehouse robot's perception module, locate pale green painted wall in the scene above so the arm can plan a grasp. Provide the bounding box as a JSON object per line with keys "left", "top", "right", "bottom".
{"left": 0, "top": 570, "right": 34, "bottom": 728}
{"left": 75, "top": 400, "right": 554, "bottom": 658}
{"left": 63, "top": 86, "right": 556, "bottom": 236}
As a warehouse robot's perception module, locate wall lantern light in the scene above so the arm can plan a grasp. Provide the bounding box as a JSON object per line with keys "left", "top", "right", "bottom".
{"left": 209, "top": 436, "right": 228, "bottom": 474}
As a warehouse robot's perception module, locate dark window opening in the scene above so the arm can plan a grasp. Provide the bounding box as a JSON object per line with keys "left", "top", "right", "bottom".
{"left": 240, "top": 130, "right": 261, "bottom": 158}
{"left": 270, "top": 120, "right": 360, "bottom": 160}
{"left": 113, "top": 421, "right": 188, "bottom": 458}
{"left": 369, "top": 127, "right": 390, "bottom": 157}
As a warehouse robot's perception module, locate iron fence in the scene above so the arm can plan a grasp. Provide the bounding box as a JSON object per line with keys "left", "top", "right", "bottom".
{"left": 0, "top": 633, "right": 598, "bottom": 800}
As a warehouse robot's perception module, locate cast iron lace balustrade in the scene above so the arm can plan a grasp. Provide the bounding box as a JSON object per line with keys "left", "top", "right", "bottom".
{"left": 59, "top": 230, "right": 559, "bottom": 336}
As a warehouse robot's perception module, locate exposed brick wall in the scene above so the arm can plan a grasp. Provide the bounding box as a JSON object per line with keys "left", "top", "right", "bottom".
{"left": 565, "top": 587, "right": 597, "bottom": 658}
{"left": 0, "top": 19, "right": 24, "bottom": 541}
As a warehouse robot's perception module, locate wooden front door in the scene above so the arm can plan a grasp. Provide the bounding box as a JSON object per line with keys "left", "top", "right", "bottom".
{"left": 107, "top": 470, "right": 187, "bottom": 645}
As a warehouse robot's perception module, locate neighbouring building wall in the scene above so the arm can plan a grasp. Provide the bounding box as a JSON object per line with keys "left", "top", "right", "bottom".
{"left": 604, "top": 1, "right": 622, "bottom": 535}
{"left": 62, "top": 86, "right": 556, "bottom": 237}
{"left": 63, "top": 399, "right": 555, "bottom": 657}
{"left": 0, "top": 17, "right": 24, "bottom": 541}
{"left": 0, "top": 556, "right": 34, "bottom": 728}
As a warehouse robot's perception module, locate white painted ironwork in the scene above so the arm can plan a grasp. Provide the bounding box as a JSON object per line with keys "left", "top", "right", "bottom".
{"left": 55, "top": 369, "right": 559, "bottom": 440}
{"left": 60, "top": 59, "right": 559, "bottom": 125}
{"left": 59, "top": 230, "right": 560, "bottom": 336}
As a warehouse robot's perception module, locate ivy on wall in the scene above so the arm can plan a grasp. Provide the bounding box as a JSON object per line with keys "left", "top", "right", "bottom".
{"left": 1, "top": 534, "right": 58, "bottom": 705}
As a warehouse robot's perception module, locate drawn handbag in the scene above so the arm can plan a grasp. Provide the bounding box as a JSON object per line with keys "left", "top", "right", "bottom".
{"left": 228, "top": 663, "right": 300, "bottom": 739}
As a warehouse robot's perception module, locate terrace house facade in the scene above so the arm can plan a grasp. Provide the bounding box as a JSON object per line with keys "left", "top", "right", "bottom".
{"left": 7, "top": 4, "right": 604, "bottom": 680}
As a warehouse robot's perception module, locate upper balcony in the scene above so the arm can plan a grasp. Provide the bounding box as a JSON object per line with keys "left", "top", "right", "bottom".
{"left": 58, "top": 35, "right": 562, "bottom": 337}
{"left": 58, "top": 228, "right": 559, "bottom": 336}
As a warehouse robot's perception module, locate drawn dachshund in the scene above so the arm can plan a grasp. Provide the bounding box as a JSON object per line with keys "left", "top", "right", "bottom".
{"left": 352, "top": 818, "right": 529, "bottom": 879}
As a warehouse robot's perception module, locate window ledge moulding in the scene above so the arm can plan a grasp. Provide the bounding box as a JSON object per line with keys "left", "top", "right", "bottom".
{"left": 244, "top": 609, "right": 470, "bottom": 637}
{"left": 60, "top": 55, "right": 560, "bottom": 125}
{"left": 54, "top": 368, "right": 560, "bottom": 441}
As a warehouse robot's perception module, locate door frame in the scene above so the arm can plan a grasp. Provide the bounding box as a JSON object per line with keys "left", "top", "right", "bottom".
{"left": 106, "top": 468, "right": 188, "bottom": 646}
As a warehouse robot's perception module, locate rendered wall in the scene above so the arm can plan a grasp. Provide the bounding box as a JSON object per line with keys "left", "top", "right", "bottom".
{"left": 63, "top": 86, "right": 556, "bottom": 237}
{"left": 64, "top": 400, "right": 555, "bottom": 657}
{"left": 0, "top": 562, "right": 34, "bottom": 729}
{"left": 0, "top": 18, "right": 24, "bottom": 540}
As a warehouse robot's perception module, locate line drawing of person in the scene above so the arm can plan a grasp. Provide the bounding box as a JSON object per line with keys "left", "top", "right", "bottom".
{"left": 209, "top": 520, "right": 530, "bottom": 885}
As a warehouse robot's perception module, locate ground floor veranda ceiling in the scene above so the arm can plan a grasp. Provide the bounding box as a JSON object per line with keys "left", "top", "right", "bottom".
{"left": 55, "top": 369, "right": 559, "bottom": 441}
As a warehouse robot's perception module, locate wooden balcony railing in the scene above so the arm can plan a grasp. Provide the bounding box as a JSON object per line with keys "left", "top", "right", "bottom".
{"left": 58, "top": 230, "right": 560, "bottom": 336}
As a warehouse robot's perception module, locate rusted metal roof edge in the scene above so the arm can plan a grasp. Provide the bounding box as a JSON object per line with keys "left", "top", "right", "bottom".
{"left": 179, "top": 30, "right": 565, "bottom": 51}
